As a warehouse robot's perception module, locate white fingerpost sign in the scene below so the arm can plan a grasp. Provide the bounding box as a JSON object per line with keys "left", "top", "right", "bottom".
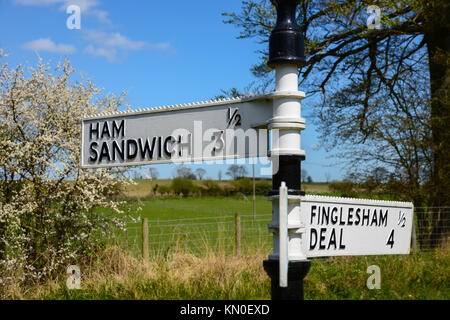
{"left": 299, "top": 196, "right": 414, "bottom": 258}
{"left": 81, "top": 96, "right": 274, "bottom": 168}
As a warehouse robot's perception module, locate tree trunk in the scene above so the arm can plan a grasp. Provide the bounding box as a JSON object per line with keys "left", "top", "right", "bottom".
{"left": 424, "top": 4, "right": 450, "bottom": 248}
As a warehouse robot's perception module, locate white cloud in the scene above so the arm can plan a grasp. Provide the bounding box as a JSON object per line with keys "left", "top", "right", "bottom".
{"left": 22, "top": 38, "right": 76, "bottom": 54}
{"left": 84, "top": 44, "right": 116, "bottom": 62}
{"left": 13, "top": 0, "right": 98, "bottom": 10}
{"left": 12, "top": 0, "right": 108, "bottom": 23}
{"left": 15, "top": 1, "right": 173, "bottom": 61}
{"left": 83, "top": 30, "right": 148, "bottom": 51}
{"left": 13, "top": 0, "right": 62, "bottom": 5}
{"left": 82, "top": 30, "right": 173, "bottom": 61}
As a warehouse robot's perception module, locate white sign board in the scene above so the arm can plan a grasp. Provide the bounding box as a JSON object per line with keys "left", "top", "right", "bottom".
{"left": 81, "top": 96, "right": 273, "bottom": 168}
{"left": 299, "top": 196, "right": 413, "bottom": 258}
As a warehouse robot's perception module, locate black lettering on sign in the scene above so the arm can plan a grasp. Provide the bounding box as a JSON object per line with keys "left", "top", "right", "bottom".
{"left": 126, "top": 139, "right": 138, "bottom": 160}
{"left": 327, "top": 228, "right": 337, "bottom": 249}
{"left": 158, "top": 136, "right": 162, "bottom": 159}
{"left": 89, "top": 123, "right": 99, "bottom": 140}
{"left": 164, "top": 136, "right": 176, "bottom": 158}
{"left": 322, "top": 207, "right": 330, "bottom": 225}
{"left": 348, "top": 208, "right": 354, "bottom": 225}
{"left": 354, "top": 208, "right": 361, "bottom": 225}
{"left": 319, "top": 228, "right": 327, "bottom": 250}
{"left": 380, "top": 209, "right": 388, "bottom": 227}
{"left": 89, "top": 141, "right": 98, "bottom": 161}
{"left": 339, "top": 228, "right": 346, "bottom": 249}
{"left": 362, "top": 209, "right": 370, "bottom": 226}
{"left": 139, "top": 137, "right": 156, "bottom": 160}
{"left": 235, "top": 114, "right": 242, "bottom": 126}
{"left": 310, "top": 206, "right": 317, "bottom": 224}
{"left": 387, "top": 229, "right": 395, "bottom": 248}
{"left": 101, "top": 121, "right": 111, "bottom": 139}
{"left": 331, "top": 207, "right": 338, "bottom": 224}
{"left": 98, "top": 141, "right": 111, "bottom": 162}
{"left": 112, "top": 140, "right": 125, "bottom": 161}
{"left": 310, "top": 228, "right": 317, "bottom": 250}
{"left": 112, "top": 120, "right": 125, "bottom": 138}
{"left": 371, "top": 209, "right": 378, "bottom": 226}
{"left": 339, "top": 207, "right": 345, "bottom": 225}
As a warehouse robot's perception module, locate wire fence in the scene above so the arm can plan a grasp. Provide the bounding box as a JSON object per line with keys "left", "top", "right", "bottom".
{"left": 109, "top": 207, "right": 449, "bottom": 258}
{"left": 414, "top": 207, "right": 450, "bottom": 251}
{"left": 109, "top": 213, "right": 273, "bottom": 257}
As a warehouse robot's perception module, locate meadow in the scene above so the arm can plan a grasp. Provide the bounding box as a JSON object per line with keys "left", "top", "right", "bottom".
{"left": 110, "top": 180, "right": 332, "bottom": 257}
{"left": 17, "top": 245, "right": 449, "bottom": 300}
{"left": 11, "top": 179, "right": 449, "bottom": 300}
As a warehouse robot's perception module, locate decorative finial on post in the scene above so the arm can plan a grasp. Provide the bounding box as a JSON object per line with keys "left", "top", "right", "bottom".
{"left": 268, "top": 0, "right": 305, "bottom": 68}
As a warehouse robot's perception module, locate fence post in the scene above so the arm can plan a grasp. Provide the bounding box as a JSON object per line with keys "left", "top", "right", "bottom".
{"left": 235, "top": 213, "right": 241, "bottom": 257}
{"left": 253, "top": 162, "right": 256, "bottom": 219}
{"left": 411, "top": 217, "right": 417, "bottom": 253}
{"left": 142, "top": 218, "right": 149, "bottom": 260}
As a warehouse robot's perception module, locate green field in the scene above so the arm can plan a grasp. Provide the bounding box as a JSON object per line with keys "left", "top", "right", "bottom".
{"left": 115, "top": 178, "right": 335, "bottom": 256}
{"left": 111, "top": 196, "right": 273, "bottom": 257}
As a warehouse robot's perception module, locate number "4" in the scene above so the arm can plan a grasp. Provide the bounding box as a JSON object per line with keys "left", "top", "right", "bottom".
{"left": 386, "top": 229, "right": 395, "bottom": 248}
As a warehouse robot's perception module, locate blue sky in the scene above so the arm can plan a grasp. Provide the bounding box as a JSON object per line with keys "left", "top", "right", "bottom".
{"left": 0, "top": 0, "right": 344, "bottom": 182}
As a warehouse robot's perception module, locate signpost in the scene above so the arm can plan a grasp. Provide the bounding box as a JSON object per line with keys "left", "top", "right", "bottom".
{"left": 81, "top": 96, "right": 272, "bottom": 168}
{"left": 80, "top": 0, "right": 415, "bottom": 301}
{"left": 299, "top": 196, "right": 413, "bottom": 257}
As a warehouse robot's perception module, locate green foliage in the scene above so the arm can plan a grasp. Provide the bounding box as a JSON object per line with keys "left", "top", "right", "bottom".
{"left": 198, "top": 180, "right": 223, "bottom": 196}
{"left": 155, "top": 184, "right": 172, "bottom": 195}
{"left": 231, "top": 178, "right": 253, "bottom": 194}
{"left": 255, "top": 180, "right": 272, "bottom": 195}
{"left": 171, "top": 178, "right": 196, "bottom": 196}
{"left": 328, "top": 181, "right": 357, "bottom": 198}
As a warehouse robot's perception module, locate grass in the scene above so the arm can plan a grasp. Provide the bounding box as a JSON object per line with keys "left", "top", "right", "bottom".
{"left": 10, "top": 180, "right": 444, "bottom": 300}
{"left": 12, "top": 245, "right": 449, "bottom": 300}
{"left": 106, "top": 195, "right": 273, "bottom": 257}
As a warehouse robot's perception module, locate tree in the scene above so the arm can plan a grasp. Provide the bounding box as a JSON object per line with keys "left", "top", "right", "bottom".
{"left": 0, "top": 51, "right": 132, "bottom": 293}
{"left": 226, "top": 164, "right": 248, "bottom": 180}
{"left": 175, "top": 165, "right": 196, "bottom": 180}
{"left": 195, "top": 168, "right": 207, "bottom": 180}
{"left": 371, "top": 167, "right": 389, "bottom": 185}
{"left": 237, "top": 165, "right": 248, "bottom": 179}
{"left": 213, "top": 88, "right": 243, "bottom": 100}
{"left": 224, "top": 0, "right": 449, "bottom": 247}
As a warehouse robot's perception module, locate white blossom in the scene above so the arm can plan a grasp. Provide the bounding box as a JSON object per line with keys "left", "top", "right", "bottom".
{"left": 0, "top": 50, "right": 134, "bottom": 296}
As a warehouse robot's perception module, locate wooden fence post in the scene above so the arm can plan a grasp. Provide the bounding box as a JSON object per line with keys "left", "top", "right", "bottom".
{"left": 411, "top": 218, "right": 417, "bottom": 253}
{"left": 235, "top": 213, "right": 241, "bottom": 257}
{"left": 142, "top": 218, "right": 149, "bottom": 260}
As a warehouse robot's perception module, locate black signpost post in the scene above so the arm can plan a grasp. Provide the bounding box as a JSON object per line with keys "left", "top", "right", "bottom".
{"left": 263, "top": 0, "right": 311, "bottom": 300}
